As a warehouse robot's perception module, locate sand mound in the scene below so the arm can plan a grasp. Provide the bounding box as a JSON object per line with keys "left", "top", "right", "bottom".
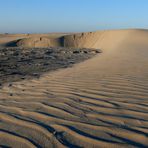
{"left": 63, "top": 29, "right": 145, "bottom": 49}
{"left": 15, "top": 30, "right": 131, "bottom": 48}
{"left": 0, "top": 29, "right": 148, "bottom": 147}
{"left": 0, "top": 33, "right": 67, "bottom": 47}
{"left": 16, "top": 37, "right": 63, "bottom": 48}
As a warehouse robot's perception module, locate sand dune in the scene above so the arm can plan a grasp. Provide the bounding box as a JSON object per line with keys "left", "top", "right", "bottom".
{"left": 0, "top": 33, "right": 67, "bottom": 47}
{"left": 0, "top": 29, "right": 148, "bottom": 147}
{"left": 16, "top": 37, "right": 63, "bottom": 47}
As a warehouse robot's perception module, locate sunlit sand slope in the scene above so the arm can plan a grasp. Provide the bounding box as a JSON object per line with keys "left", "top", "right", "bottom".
{"left": 0, "top": 29, "right": 148, "bottom": 147}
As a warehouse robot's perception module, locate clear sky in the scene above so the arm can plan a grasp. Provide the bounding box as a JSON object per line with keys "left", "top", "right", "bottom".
{"left": 0, "top": 0, "right": 148, "bottom": 33}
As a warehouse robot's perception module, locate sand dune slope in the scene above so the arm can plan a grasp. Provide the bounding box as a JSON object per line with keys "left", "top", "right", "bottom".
{"left": 0, "top": 29, "right": 148, "bottom": 147}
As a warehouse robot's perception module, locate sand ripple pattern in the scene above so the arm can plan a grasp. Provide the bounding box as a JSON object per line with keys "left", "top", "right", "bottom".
{"left": 0, "top": 67, "right": 148, "bottom": 147}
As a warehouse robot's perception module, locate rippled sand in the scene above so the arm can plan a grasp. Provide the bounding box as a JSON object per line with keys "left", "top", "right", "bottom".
{"left": 0, "top": 29, "right": 148, "bottom": 147}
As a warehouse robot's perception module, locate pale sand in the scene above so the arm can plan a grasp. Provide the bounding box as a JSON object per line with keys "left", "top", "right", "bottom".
{"left": 0, "top": 29, "right": 148, "bottom": 147}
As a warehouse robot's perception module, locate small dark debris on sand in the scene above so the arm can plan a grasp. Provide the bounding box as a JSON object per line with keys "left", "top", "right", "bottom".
{"left": 0, "top": 47, "right": 101, "bottom": 85}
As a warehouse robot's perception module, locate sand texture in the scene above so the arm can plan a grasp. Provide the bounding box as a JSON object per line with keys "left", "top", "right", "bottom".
{"left": 0, "top": 29, "right": 148, "bottom": 147}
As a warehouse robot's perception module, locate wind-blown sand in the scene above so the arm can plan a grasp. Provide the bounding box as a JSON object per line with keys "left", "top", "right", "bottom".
{"left": 0, "top": 29, "right": 148, "bottom": 147}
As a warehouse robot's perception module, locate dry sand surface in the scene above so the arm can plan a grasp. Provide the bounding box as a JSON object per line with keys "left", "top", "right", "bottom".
{"left": 0, "top": 29, "right": 148, "bottom": 147}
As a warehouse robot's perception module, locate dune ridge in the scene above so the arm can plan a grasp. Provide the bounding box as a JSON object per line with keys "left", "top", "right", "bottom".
{"left": 0, "top": 29, "right": 148, "bottom": 147}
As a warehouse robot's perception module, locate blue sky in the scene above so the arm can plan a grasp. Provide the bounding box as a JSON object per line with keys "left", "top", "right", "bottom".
{"left": 0, "top": 0, "right": 148, "bottom": 33}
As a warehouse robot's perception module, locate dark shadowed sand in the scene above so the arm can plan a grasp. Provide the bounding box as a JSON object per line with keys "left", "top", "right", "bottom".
{"left": 0, "top": 47, "right": 100, "bottom": 85}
